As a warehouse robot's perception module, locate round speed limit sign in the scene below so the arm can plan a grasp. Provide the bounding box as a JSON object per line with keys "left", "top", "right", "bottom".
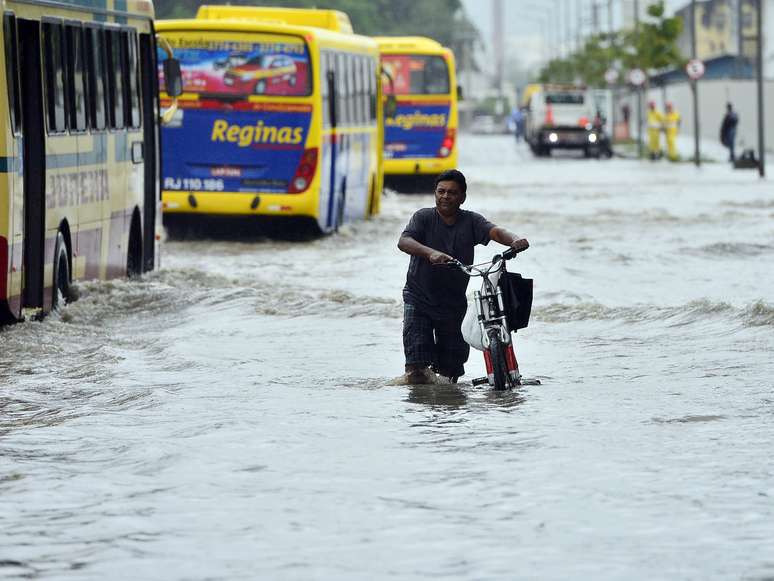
{"left": 628, "top": 68, "right": 646, "bottom": 86}
{"left": 686, "top": 59, "right": 705, "bottom": 80}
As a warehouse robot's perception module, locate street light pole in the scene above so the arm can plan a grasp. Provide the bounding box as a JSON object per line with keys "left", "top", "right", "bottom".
{"left": 691, "top": 0, "right": 701, "bottom": 167}
{"left": 635, "top": 0, "right": 643, "bottom": 159}
{"left": 756, "top": 0, "right": 765, "bottom": 177}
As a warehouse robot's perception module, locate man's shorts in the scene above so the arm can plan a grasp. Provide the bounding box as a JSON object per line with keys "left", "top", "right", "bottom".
{"left": 402, "top": 302, "right": 469, "bottom": 378}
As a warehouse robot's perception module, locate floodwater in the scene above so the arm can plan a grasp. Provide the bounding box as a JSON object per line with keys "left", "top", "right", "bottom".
{"left": 2, "top": 135, "right": 774, "bottom": 580}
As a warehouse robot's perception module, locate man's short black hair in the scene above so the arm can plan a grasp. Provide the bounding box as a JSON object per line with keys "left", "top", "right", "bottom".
{"left": 434, "top": 169, "right": 467, "bottom": 195}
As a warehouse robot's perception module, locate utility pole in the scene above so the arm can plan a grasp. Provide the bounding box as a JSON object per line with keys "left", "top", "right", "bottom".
{"left": 691, "top": 0, "right": 701, "bottom": 166}
{"left": 565, "top": 0, "right": 572, "bottom": 58}
{"left": 756, "top": 0, "right": 765, "bottom": 177}
{"left": 635, "top": 0, "right": 643, "bottom": 159}
{"left": 609, "top": 0, "right": 617, "bottom": 141}
{"left": 607, "top": 0, "right": 613, "bottom": 34}
{"left": 576, "top": 0, "right": 582, "bottom": 52}
{"left": 492, "top": 0, "right": 504, "bottom": 95}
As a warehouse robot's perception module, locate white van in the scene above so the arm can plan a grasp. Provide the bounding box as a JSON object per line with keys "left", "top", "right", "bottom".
{"left": 524, "top": 85, "right": 608, "bottom": 157}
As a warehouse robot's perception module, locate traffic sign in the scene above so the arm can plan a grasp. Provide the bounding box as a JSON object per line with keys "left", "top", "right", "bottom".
{"left": 686, "top": 59, "right": 705, "bottom": 80}
{"left": 604, "top": 68, "right": 619, "bottom": 84}
{"left": 628, "top": 68, "right": 646, "bottom": 86}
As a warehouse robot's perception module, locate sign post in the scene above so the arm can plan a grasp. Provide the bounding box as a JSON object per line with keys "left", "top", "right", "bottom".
{"left": 629, "top": 68, "right": 646, "bottom": 158}
{"left": 689, "top": 0, "right": 701, "bottom": 167}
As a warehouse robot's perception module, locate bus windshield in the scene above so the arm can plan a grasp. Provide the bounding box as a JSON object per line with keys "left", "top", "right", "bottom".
{"left": 163, "top": 33, "right": 311, "bottom": 98}
{"left": 381, "top": 54, "right": 449, "bottom": 95}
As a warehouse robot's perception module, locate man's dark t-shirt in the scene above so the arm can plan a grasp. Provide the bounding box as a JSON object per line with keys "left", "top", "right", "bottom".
{"left": 401, "top": 208, "right": 495, "bottom": 318}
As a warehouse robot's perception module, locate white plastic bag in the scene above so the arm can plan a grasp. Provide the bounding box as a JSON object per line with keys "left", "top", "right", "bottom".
{"left": 461, "top": 300, "right": 485, "bottom": 351}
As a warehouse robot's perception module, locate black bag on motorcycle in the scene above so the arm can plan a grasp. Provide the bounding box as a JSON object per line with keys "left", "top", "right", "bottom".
{"left": 498, "top": 272, "right": 533, "bottom": 330}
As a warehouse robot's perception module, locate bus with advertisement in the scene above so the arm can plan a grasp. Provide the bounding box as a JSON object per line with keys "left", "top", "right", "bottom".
{"left": 0, "top": 0, "right": 181, "bottom": 323}
{"left": 375, "top": 36, "right": 458, "bottom": 190}
{"left": 156, "top": 6, "right": 384, "bottom": 236}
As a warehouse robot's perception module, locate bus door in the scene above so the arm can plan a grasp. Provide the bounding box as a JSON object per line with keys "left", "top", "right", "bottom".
{"left": 139, "top": 32, "right": 158, "bottom": 271}
{"left": 18, "top": 19, "right": 46, "bottom": 312}
{"left": 325, "top": 61, "right": 339, "bottom": 230}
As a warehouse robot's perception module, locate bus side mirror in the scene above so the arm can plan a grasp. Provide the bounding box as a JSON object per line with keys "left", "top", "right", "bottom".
{"left": 164, "top": 58, "right": 183, "bottom": 97}
{"left": 457, "top": 85, "right": 464, "bottom": 100}
{"left": 384, "top": 95, "right": 397, "bottom": 118}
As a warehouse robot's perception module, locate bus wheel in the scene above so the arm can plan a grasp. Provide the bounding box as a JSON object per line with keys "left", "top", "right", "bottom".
{"left": 127, "top": 211, "right": 142, "bottom": 278}
{"left": 255, "top": 80, "right": 266, "bottom": 94}
{"left": 52, "top": 232, "right": 72, "bottom": 311}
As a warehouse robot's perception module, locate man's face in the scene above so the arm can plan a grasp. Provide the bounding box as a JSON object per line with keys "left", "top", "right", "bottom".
{"left": 434, "top": 180, "right": 465, "bottom": 217}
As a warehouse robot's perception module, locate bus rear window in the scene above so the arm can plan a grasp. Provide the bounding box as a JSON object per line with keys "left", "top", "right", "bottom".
{"left": 382, "top": 54, "right": 449, "bottom": 96}
{"left": 161, "top": 32, "right": 311, "bottom": 98}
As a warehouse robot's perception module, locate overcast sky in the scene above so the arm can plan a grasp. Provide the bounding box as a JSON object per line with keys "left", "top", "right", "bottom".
{"left": 461, "top": 0, "right": 687, "bottom": 71}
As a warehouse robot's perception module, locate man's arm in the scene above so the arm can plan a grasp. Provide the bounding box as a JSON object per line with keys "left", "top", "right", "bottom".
{"left": 489, "top": 226, "right": 529, "bottom": 252}
{"left": 398, "top": 235, "right": 453, "bottom": 264}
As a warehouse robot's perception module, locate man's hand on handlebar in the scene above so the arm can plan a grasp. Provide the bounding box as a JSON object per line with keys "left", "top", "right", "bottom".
{"left": 428, "top": 250, "right": 454, "bottom": 265}
{"left": 509, "top": 238, "right": 529, "bottom": 253}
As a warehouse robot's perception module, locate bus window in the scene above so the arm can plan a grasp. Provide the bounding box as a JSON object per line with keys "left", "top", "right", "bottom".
{"left": 106, "top": 29, "right": 125, "bottom": 129}
{"left": 354, "top": 56, "right": 363, "bottom": 124}
{"left": 85, "top": 26, "right": 107, "bottom": 131}
{"left": 320, "top": 51, "right": 329, "bottom": 128}
{"left": 380, "top": 54, "right": 450, "bottom": 95}
{"left": 65, "top": 24, "right": 87, "bottom": 132}
{"left": 368, "top": 59, "right": 376, "bottom": 122}
{"left": 360, "top": 57, "right": 369, "bottom": 124}
{"left": 3, "top": 13, "right": 21, "bottom": 135}
{"left": 349, "top": 54, "right": 358, "bottom": 124}
{"left": 338, "top": 53, "right": 349, "bottom": 126}
{"left": 125, "top": 30, "right": 141, "bottom": 128}
{"left": 42, "top": 21, "right": 67, "bottom": 133}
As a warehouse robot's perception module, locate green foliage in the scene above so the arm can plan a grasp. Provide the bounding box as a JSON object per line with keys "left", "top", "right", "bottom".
{"left": 154, "top": 0, "right": 477, "bottom": 51}
{"left": 537, "top": 1, "right": 684, "bottom": 87}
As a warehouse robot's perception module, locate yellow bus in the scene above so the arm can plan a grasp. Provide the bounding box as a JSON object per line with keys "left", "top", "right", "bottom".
{"left": 375, "top": 36, "right": 458, "bottom": 188}
{"left": 157, "top": 6, "right": 384, "bottom": 235}
{"left": 1, "top": 0, "right": 180, "bottom": 323}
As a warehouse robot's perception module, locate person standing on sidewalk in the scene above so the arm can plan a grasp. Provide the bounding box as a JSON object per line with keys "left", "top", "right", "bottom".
{"left": 720, "top": 102, "right": 739, "bottom": 162}
{"left": 646, "top": 101, "right": 663, "bottom": 160}
{"left": 663, "top": 102, "right": 681, "bottom": 161}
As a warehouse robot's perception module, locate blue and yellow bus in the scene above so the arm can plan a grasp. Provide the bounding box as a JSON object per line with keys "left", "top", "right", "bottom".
{"left": 375, "top": 36, "right": 458, "bottom": 188}
{"left": 1, "top": 0, "right": 179, "bottom": 323}
{"left": 157, "top": 6, "right": 384, "bottom": 235}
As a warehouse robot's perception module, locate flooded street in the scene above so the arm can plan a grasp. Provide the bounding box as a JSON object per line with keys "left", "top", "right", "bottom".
{"left": 2, "top": 134, "right": 774, "bottom": 579}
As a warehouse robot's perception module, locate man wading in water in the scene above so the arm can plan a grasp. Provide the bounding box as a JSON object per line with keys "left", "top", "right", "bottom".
{"left": 398, "top": 169, "right": 529, "bottom": 384}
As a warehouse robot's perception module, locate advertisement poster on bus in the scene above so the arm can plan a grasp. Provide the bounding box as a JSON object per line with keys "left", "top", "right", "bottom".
{"left": 159, "top": 34, "right": 311, "bottom": 97}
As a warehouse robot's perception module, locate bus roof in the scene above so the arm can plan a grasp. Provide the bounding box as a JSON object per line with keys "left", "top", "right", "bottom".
{"left": 195, "top": 5, "right": 353, "bottom": 34}
{"left": 156, "top": 18, "right": 377, "bottom": 55}
{"left": 374, "top": 36, "right": 446, "bottom": 53}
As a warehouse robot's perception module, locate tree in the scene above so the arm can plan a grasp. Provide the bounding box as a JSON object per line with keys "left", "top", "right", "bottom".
{"left": 537, "top": 1, "right": 684, "bottom": 87}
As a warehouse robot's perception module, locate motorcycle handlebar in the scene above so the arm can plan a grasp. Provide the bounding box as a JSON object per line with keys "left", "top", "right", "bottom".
{"left": 502, "top": 247, "right": 522, "bottom": 260}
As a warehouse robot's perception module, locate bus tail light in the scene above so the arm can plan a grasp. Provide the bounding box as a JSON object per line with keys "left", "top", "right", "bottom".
{"left": 438, "top": 128, "right": 455, "bottom": 157}
{"left": 288, "top": 147, "right": 318, "bottom": 194}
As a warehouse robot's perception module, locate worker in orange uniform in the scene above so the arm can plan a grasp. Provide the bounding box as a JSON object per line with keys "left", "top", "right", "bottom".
{"left": 646, "top": 101, "right": 663, "bottom": 160}
{"left": 663, "top": 102, "right": 681, "bottom": 161}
